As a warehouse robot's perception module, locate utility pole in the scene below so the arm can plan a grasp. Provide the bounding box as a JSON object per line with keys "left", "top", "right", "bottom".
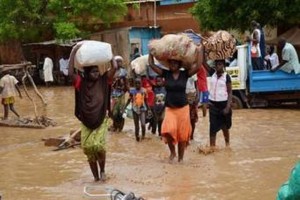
{"left": 153, "top": 0, "right": 157, "bottom": 27}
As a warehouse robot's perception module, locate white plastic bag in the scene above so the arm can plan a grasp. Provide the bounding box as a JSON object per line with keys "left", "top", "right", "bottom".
{"left": 75, "top": 40, "right": 113, "bottom": 68}
{"left": 131, "top": 54, "right": 162, "bottom": 75}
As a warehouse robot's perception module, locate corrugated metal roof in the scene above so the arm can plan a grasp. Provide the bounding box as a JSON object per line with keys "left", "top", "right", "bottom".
{"left": 23, "top": 38, "right": 82, "bottom": 47}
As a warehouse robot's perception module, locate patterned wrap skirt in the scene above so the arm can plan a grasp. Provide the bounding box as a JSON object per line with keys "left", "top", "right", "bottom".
{"left": 81, "top": 118, "right": 109, "bottom": 162}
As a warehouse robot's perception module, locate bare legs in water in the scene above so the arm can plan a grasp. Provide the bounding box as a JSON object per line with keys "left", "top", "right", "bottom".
{"left": 88, "top": 151, "right": 106, "bottom": 182}
{"left": 165, "top": 134, "right": 187, "bottom": 162}
{"left": 210, "top": 128, "right": 230, "bottom": 150}
{"left": 3, "top": 104, "right": 20, "bottom": 120}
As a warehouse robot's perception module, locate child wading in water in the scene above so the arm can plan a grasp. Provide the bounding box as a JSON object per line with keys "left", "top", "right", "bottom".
{"left": 152, "top": 76, "right": 166, "bottom": 136}
{"left": 207, "top": 59, "right": 232, "bottom": 149}
{"left": 0, "top": 70, "right": 22, "bottom": 120}
{"left": 125, "top": 77, "right": 148, "bottom": 142}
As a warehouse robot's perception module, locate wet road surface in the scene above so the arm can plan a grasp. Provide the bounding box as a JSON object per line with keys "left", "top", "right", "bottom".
{"left": 0, "top": 87, "right": 300, "bottom": 200}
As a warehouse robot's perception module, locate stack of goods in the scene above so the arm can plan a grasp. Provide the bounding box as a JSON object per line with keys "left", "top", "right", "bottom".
{"left": 183, "top": 30, "right": 202, "bottom": 45}
{"left": 203, "top": 30, "right": 236, "bottom": 60}
{"left": 148, "top": 34, "right": 198, "bottom": 68}
{"left": 74, "top": 40, "right": 113, "bottom": 74}
{"left": 130, "top": 54, "right": 163, "bottom": 75}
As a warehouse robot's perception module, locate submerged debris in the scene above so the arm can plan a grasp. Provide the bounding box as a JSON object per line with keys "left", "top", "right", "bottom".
{"left": 197, "top": 145, "right": 218, "bottom": 155}
{"left": 0, "top": 116, "right": 57, "bottom": 129}
{"left": 42, "top": 129, "right": 81, "bottom": 151}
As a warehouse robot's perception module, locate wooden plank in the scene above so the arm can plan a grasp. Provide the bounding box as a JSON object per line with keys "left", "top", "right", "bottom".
{"left": 0, "top": 63, "right": 36, "bottom": 71}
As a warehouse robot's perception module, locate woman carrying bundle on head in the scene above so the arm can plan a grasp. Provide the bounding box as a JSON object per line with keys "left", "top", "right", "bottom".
{"left": 69, "top": 41, "right": 117, "bottom": 182}
{"left": 148, "top": 45, "right": 203, "bottom": 162}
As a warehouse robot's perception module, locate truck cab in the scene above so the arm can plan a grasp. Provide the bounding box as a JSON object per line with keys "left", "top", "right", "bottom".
{"left": 226, "top": 44, "right": 300, "bottom": 108}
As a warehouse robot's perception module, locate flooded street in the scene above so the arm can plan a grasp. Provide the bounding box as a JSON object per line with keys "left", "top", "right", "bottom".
{"left": 1, "top": 86, "right": 300, "bottom": 200}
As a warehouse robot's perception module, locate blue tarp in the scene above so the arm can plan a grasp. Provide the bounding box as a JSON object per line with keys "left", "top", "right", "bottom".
{"left": 184, "top": 32, "right": 202, "bottom": 45}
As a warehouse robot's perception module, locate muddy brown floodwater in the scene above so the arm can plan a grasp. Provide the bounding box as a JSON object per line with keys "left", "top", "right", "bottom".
{"left": 1, "top": 86, "right": 300, "bottom": 200}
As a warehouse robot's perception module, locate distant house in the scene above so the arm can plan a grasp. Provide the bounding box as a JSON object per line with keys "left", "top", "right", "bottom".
{"left": 90, "top": 0, "right": 199, "bottom": 62}
{"left": 22, "top": 39, "right": 79, "bottom": 84}
{"left": 21, "top": 0, "right": 200, "bottom": 83}
{"left": 90, "top": 27, "right": 161, "bottom": 69}
{"left": 101, "top": 0, "right": 199, "bottom": 34}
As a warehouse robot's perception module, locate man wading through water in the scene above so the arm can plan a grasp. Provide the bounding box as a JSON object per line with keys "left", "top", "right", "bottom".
{"left": 69, "top": 42, "right": 117, "bottom": 182}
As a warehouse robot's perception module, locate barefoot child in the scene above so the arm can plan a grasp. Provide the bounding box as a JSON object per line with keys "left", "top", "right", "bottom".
{"left": 208, "top": 59, "right": 232, "bottom": 149}
{"left": 0, "top": 70, "right": 22, "bottom": 120}
{"left": 185, "top": 74, "right": 198, "bottom": 140}
{"left": 125, "top": 77, "right": 148, "bottom": 142}
{"left": 152, "top": 76, "right": 166, "bottom": 136}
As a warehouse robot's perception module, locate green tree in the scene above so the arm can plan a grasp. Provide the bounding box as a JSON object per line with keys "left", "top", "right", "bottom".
{"left": 0, "top": 0, "right": 128, "bottom": 64}
{"left": 190, "top": 0, "right": 300, "bottom": 32}
{"left": 0, "top": 0, "right": 128, "bottom": 42}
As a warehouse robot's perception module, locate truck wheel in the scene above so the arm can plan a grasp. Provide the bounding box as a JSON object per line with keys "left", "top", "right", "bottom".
{"left": 231, "top": 95, "right": 243, "bottom": 109}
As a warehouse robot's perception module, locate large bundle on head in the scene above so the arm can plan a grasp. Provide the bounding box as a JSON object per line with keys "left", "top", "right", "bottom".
{"left": 74, "top": 40, "right": 113, "bottom": 74}
{"left": 131, "top": 54, "right": 164, "bottom": 75}
{"left": 183, "top": 30, "right": 202, "bottom": 45}
{"left": 148, "top": 34, "right": 198, "bottom": 68}
{"left": 203, "top": 30, "right": 236, "bottom": 60}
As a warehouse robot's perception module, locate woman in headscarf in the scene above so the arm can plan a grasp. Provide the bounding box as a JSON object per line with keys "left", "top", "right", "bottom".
{"left": 148, "top": 46, "right": 203, "bottom": 162}
{"left": 69, "top": 43, "right": 117, "bottom": 182}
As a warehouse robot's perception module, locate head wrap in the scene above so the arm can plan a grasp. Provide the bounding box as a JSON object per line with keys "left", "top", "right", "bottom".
{"left": 114, "top": 55, "right": 123, "bottom": 61}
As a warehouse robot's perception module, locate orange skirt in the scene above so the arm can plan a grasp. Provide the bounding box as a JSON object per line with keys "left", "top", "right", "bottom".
{"left": 161, "top": 105, "right": 191, "bottom": 144}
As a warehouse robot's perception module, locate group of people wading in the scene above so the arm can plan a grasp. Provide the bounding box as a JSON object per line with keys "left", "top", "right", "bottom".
{"left": 67, "top": 41, "right": 232, "bottom": 182}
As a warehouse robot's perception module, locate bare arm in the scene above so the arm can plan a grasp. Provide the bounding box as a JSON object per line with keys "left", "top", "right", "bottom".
{"left": 148, "top": 54, "right": 163, "bottom": 76}
{"left": 107, "top": 58, "right": 117, "bottom": 79}
{"left": 270, "top": 60, "right": 288, "bottom": 72}
{"left": 187, "top": 45, "right": 203, "bottom": 76}
{"left": 202, "top": 46, "right": 215, "bottom": 75}
{"left": 0, "top": 86, "right": 3, "bottom": 94}
{"left": 123, "top": 94, "right": 133, "bottom": 112}
{"left": 68, "top": 43, "right": 83, "bottom": 80}
{"left": 223, "top": 80, "right": 232, "bottom": 114}
{"left": 15, "top": 84, "right": 22, "bottom": 98}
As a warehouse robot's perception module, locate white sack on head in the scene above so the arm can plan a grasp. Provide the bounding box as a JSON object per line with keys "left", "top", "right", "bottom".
{"left": 131, "top": 54, "right": 163, "bottom": 75}
{"left": 74, "top": 40, "right": 113, "bottom": 68}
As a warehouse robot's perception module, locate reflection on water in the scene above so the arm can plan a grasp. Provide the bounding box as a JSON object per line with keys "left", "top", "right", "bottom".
{"left": 0, "top": 86, "right": 300, "bottom": 200}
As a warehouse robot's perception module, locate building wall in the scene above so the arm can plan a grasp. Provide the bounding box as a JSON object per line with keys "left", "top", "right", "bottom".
{"left": 129, "top": 27, "right": 161, "bottom": 55}
{"left": 97, "top": 2, "right": 200, "bottom": 34}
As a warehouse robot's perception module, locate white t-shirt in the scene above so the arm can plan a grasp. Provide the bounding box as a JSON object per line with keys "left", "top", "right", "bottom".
{"left": 281, "top": 43, "right": 300, "bottom": 74}
{"left": 267, "top": 53, "right": 279, "bottom": 69}
{"left": 209, "top": 72, "right": 229, "bottom": 102}
{"left": 0, "top": 74, "right": 18, "bottom": 98}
